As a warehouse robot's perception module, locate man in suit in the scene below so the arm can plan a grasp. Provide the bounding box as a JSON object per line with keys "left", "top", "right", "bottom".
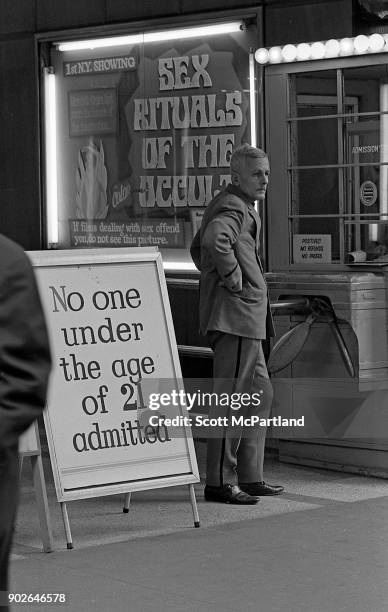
{"left": 190, "top": 144, "right": 284, "bottom": 504}
{"left": 0, "top": 235, "right": 51, "bottom": 608}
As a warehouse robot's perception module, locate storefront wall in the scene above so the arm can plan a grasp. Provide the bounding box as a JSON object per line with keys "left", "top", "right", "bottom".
{"left": 8, "top": 1, "right": 387, "bottom": 476}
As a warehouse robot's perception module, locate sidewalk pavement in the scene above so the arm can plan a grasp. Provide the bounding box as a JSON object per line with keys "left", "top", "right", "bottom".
{"left": 8, "top": 440, "right": 388, "bottom": 612}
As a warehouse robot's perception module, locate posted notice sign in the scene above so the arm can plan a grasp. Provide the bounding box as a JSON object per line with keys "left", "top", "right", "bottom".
{"left": 293, "top": 234, "right": 332, "bottom": 264}
{"left": 28, "top": 248, "right": 199, "bottom": 502}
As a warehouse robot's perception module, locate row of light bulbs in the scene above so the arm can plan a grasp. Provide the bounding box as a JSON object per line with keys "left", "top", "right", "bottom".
{"left": 255, "top": 33, "right": 388, "bottom": 65}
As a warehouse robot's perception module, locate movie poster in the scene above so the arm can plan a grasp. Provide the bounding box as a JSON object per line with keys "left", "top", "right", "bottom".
{"left": 50, "top": 28, "right": 255, "bottom": 262}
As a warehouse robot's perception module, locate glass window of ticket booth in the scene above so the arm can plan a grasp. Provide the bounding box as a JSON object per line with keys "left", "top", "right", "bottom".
{"left": 263, "top": 46, "right": 388, "bottom": 476}
{"left": 39, "top": 13, "right": 262, "bottom": 381}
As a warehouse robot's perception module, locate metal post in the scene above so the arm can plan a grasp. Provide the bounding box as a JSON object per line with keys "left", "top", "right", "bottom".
{"left": 188, "top": 484, "right": 200, "bottom": 528}
{"left": 60, "top": 502, "right": 73, "bottom": 549}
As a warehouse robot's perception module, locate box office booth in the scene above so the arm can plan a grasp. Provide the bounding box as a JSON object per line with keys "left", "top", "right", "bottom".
{"left": 261, "top": 37, "right": 388, "bottom": 476}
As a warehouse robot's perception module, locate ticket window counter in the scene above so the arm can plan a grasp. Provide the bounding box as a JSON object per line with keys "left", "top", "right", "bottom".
{"left": 263, "top": 48, "right": 388, "bottom": 477}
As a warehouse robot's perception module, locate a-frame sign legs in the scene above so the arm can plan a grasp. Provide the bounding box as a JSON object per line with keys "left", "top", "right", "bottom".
{"left": 30, "top": 454, "right": 54, "bottom": 552}
{"left": 122, "top": 486, "right": 200, "bottom": 527}
{"left": 122, "top": 492, "right": 131, "bottom": 513}
{"left": 60, "top": 486, "right": 199, "bottom": 549}
{"left": 60, "top": 502, "right": 73, "bottom": 549}
{"left": 19, "top": 421, "right": 53, "bottom": 553}
{"left": 188, "top": 484, "right": 200, "bottom": 528}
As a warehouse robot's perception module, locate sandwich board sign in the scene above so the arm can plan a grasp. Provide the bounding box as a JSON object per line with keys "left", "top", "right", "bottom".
{"left": 28, "top": 247, "right": 199, "bottom": 544}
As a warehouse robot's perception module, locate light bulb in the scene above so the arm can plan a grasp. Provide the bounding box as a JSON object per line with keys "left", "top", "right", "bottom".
{"left": 282, "top": 44, "right": 297, "bottom": 62}
{"left": 354, "top": 34, "right": 370, "bottom": 54}
{"left": 255, "top": 48, "right": 269, "bottom": 64}
{"left": 268, "top": 46, "right": 282, "bottom": 63}
{"left": 340, "top": 38, "right": 354, "bottom": 55}
{"left": 296, "top": 43, "right": 311, "bottom": 61}
{"left": 369, "top": 33, "right": 385, "bottom": 53}
{"left": 311, "top": 41, "right": 325, "bottom": 59}
{"left": 325, "top": 39, "right": 340, "bottom": 58}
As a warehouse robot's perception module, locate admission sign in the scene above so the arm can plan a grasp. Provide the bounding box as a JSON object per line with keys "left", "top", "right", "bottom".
{"left": 29, "top": 247, "right": 199, "bottom": 502}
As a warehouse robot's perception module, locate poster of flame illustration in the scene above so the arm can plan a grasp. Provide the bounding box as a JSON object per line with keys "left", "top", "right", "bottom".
{"left": 75, "top": 140, "right": 108, "bottom": 220}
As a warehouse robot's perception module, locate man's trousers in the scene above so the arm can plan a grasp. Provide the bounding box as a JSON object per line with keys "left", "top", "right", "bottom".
{"left": 206, "top": 332, "right": 273, "bottom": 487}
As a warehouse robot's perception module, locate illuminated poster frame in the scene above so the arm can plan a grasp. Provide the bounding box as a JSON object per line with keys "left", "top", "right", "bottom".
{"left": 41, "top": 16, "right": 260, "bottom": 271}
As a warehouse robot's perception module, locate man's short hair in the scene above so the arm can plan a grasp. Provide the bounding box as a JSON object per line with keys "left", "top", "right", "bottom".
{"left": 230, "top": 144, "right": 268, "bottom": 174}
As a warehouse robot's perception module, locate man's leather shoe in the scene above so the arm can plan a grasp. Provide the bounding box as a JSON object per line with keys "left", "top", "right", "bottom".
{"left": 239, "top": 481, "right": 284, "bottom": 496}
{"left": 204, "top": 484, "right": 259, "bottom": 504}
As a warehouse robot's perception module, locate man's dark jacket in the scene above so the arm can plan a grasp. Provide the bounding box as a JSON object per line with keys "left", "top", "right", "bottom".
{"left": 190, "top": 184, "right": 274, "bottom": 340}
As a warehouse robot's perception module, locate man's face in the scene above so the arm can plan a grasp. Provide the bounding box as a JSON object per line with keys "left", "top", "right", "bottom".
{"left": 233, "top": 156, "right": 270, "bottom": 202}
